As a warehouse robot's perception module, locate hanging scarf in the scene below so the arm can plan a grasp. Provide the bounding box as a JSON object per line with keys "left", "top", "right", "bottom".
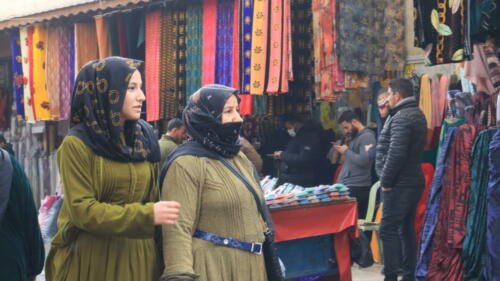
{"left": 9, "top": 30, "right": 25, "bottom": 119}
{"left": 19, "top": 27, "right": 35, "bottom": 122}
{"left": 0, "top": 149, "right": 13, "bottom": 224}
{"left": 280, "top": 0, "right": 293, "bottom": 93}
{"left": 427, "top": 124, "right": 483, "bottom": 281}
{"left": 183, "top": 84, "right": 242, "bottom": 157}
{"left": 266, "top": 0, "right": 283, "bottom": 94}
{"left": 46, "top": 26, "right": 62, "bottom": 120}
{"left": 95, "top": 15, "right": 112, "bottom": 59}
{"left": 106, "top": 14, "right": 120, "bottom": 56}
{"left": 123, "top": 10, "right": 142, "bottom": 59}
{"left": 250, "top": 0, "right": 269, "bottom": 95}
{"left": 159, "top": 9, "right": 176, "bottom": 119}
{"left": 59, "top": 25, "right": 73, "bottom": 120}
{"left": 231, "top": 0, "right": 240, "bottom": 90}
{"left": 174, "top": 7, "right": 188, "bottom": 117}
{"left": 145, "top": 10, "right": 161, "bottom": 121}
{"left": 32, "top": 25, "right": 50, "bottom": 121}
{"left": 116, "top": 14, "right": 128, "bottom": 57}
{"left": 240, "top": 0, "right": 253, "bottom": 94}
{"left": 463, "top": 129, "right": 497, "bottom": 281}
{"left": 74, "top": 21, "right": 99, "bottom": 71}
{"left": 486, "top": 129, "right": 500, "bottom": 280}
{"left": 186, "top": 0, "right": 203, "bottom": 98}
{"left": 215, "top": 0, "right": 234, "bottom": 86}
{"left": 69, "top": 57, "right": 159, "bottom": 163}
{"left": 202, "top": 0, "right": 217, "bottom": 85}
{"left": 415, "top": 127, "right": 456, "bottom": 281}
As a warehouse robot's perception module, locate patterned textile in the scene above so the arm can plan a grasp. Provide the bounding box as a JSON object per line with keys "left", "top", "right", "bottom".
{"left": 74, "top": 21, "right": 99, "bottom": 71}
{"left": 174, "top": 8, "right": 188, "bottom": 118}
{"left": 415, "top": 127, "right": 456, "bottom": 281}
{"left": 383, "top": 0, "right": 406, "bottom": 72}
{"left": 10, "top": 30, "right": 24, "bottom": 119}
{"left": 250, "top": 0, "right": 269, "bottom": 95}
{"left": 253, "top": 95, "right": 267, "bottom": 115}
{"left": 486, "top": 129, "right": 500, "bottom": 281}
{"left": 427, "top": 124, "right": 483, "bottom": 281}
{"left": 266, "top": 0, "right": 283, "bottom": 94}
{"left": 46, "top": 26, "right": 62, "bottom": 120}
{"left": 70, "top": 57, "right": 159, "bottom": 162}
{"left": 145, "top": 10, "right": 161, "bottom": 121}
{"left": 95, "top": 15, "right": 112, "bottom": 59}
{"left": 337, "top": 0, "right": 385, "bottom": 75}
{"left": 231, "top": 0, "right": 240, "bottom": 90}
{"left": 414, "top": 0, "right": 472, "bottom": 65}
{"left": 32, "top": 25, "right": 50, "bottom": 120}
{"left": 240, "top": 0, "right": 253, "bottom": 94}
{"left": 312, "top": 0, "right": 344, "bottom": 102}
{"left": 202, "top": 0, "right": 217, "bottom": 85}
{"left": 186, "top": 0, "right": 203, "bottom": 98}
{"left": 19, "top": 27, "right": 35, "bottom": 122}
{"left": 483, "top": 41, "right": 500, "bottom": 95}
{"left": 463, "top": 129, "right": 496, "bottom": 281}
{"left": 344, "top": 72, "right": 368, "bottom": 89}
{"left": 215, "top": 0, "right": 234, "bottom": 87}
{"left": 59, "top": 25, "right": 74, "bottom": 120}
{"left": 280, "top": 0, "right": 293, "bottom": 93}
{"left": 160, "top": 9, "right": 176, "bottom": 119}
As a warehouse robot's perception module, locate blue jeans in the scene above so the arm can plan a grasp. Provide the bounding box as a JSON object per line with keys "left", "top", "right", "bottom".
{"left": 381, "top": 188, "right": 423, "bottom": 281}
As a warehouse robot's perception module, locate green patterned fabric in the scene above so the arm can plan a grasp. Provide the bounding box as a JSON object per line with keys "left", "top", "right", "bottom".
{"left": 186, "top": 1, "right": 203, "bottom": 99}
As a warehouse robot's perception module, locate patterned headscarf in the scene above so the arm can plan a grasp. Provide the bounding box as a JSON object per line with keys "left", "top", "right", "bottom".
{"left": 69, "top": 57, "right": 159, "bottom": 162}
{"left": 183, "top": 84, "right": 242, "bottom": 157}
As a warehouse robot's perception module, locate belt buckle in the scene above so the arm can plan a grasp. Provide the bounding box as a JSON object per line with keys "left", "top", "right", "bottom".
{"left": 251, "top": 243, "right": 263, "bottom": 255}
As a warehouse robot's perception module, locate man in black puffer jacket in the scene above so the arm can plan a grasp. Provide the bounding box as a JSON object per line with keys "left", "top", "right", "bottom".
{"left": 375, "top": 78, "right": 427, "bottom": 281}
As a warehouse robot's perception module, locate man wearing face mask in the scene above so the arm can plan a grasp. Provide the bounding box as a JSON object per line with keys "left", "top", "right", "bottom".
{"left": 274, "top": 114, "right": 321, "bottom": 187}
{"left": 335, "top": 110, "right": 377, "bottom": 219}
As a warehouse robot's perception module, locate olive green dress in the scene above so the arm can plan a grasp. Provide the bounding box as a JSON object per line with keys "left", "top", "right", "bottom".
{"left": 45, "top": 136, "right": 159, "bottom": 281}
{"left": 161, "top": 153, "right": 268, "bottom": 281}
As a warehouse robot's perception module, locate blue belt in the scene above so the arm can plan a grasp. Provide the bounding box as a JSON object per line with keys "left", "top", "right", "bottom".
{"left": 193, "top": 230, "right": 263, "bottom": 255}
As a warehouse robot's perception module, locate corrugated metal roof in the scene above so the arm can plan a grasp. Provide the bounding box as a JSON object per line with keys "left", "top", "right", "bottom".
{"left": 0, "top": 0, "right": 152, "bottom": 30}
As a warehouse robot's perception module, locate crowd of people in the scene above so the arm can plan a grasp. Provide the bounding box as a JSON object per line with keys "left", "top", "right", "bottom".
{"left": 0, "top": 56, "right": 427, "bottom": 281}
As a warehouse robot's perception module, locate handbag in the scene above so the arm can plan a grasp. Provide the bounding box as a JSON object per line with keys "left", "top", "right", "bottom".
{"left": 217, "top": 157, "right": 285, "bottom": 281}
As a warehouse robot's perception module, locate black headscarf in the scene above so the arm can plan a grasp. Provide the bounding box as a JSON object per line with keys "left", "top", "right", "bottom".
{"left": 69, "top": 57, "right": 159, "bottom": 162}
{"left": 183, "top": 84, "right": 242, "bottom": 157}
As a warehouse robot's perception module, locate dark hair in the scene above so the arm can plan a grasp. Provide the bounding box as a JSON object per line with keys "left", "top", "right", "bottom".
{"left": 338, "top": 110, "right": 360, "bottom": 124}
{"left": 167, "top": 118, "right": 185, "bottom": 132}
{"left": 389, "top": 78, "right": 414, "bottom": 98}
{"left": 282, "top": 113, "right": 304, "bottom": 124}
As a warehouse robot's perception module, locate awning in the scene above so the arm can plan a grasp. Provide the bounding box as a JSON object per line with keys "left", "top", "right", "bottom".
{"left": 0, "top": 0, "right": 152, "bottom": 30}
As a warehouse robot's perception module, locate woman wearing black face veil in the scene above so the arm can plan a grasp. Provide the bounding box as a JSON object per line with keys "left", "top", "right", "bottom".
{"left": 159, "top": 84, "right": 269, "bottom": 281}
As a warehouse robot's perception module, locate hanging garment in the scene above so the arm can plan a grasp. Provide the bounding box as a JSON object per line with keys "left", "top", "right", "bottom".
{"left": 419, "top": 74, "right": 433, "bottom": 147}
{"left": 123, "top": 10, "right": 143, "bottom": 59}
{"left": 32, "top": 25, "right": 50, "bottom": 120}
{"left": 240, "top": 94, "right": 253, "bottom": 115}
{"left": 470, "top": 0, "right": 500, "bottom": 38}
{"left": 202, "top": 0, "right": 217, "bottom": 85}
{"left": 145, "top": 10, "right": 161, "bottom": 121}
{"left": 106, "top": 14, "right": 120, "bottom": 56}
{"left": 427, "top": 124, "right": 483, "bottom": 281}
{"left": 414, "top": 0, "right": 472, "bottom": 65}
{"left": 186, "top": 0, "right": 203, "bottom": 98}
{"left": 483, "top": 41, "right": 500, "bottom": 93}
{"left": 240, "top": 0, "right": 253, "bottom": 94}
{"left": 415, "top": 163, "right": 435, "bottom": 245}
{"left": 430, "top": 75, "right": 449, "bottom": 148}
{"left": 383, "top": 0, "right": 405, "bottom": 72}
{"left": 0, "top": 89, "right": 10, "bottom": 130}
{"left": 74, "top": 21, "right": 99, "bottom": 71}
{"left": 486, "top": 129, "right": 500, "bottom": 281}
{"left": 46, "top": 26, "right": 62, "bottom": 120}
{"left": 95, "top": 15, "right": 112, "bottom": 59}
{"left": 19, "top": 27, "right": 35, "bottom": 122}
{"left": 116, "top": 14, "right": 128, "bottom": 57}
{"left": 10, "top": 30, "right": 25, "bottom": 119}
{"left": 463, "top": 129, "right": 497, "bottom": 281}
{"left": 159, "top": 9, "right": 176, "bottom": 120}
{"left": 280, "top": 0, "right": 293, "bottom": 93}
{"left": 344, "top": 72, "right": 368, "bottom": 89}
{"left": 59, "top": 25, "right": 73, "bottom": 121}
{"left": 415, "top": 127, "right": 456, "bottom": 281}
{"left": 253, "top": 95, "right": 267, "bottom": 115}
{"left": 215, "top": 0, "right": 234, "bottom": 87}
{"left": 174, "top": 7, "right": 188, "bottom": 117}
{"left": 337, "top": 0, "right": 385, "bottom": 75}
{"left": 465, "top": 44, "right": 495, "bottom": 95}
{"left": 266, "top": 0, "right": 283, "bottom": 94}
{"left": 250, "top": 0, "right": 269, "bottom": 95}
{"left": 231, "top": 0, "right": 240, "bottom": 90}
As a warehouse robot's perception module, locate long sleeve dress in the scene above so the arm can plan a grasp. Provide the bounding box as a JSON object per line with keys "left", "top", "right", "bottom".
{"left": 161, "top": 152, "right": 268, "bottom": 281}
{"left": 45, "top": 136, "right": 160, "bottom": 281}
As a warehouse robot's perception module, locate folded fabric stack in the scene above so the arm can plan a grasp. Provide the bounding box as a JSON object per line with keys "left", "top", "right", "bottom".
{"left": 260, "top": 177, "right": 350, "bottom": 209}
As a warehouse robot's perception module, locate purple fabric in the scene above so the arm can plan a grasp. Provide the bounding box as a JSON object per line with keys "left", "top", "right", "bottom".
{"left": 415, "top": 127, "right": 457, "bottom": 281}
{"left": 70, "top": 26, "right": 75, "bottom": 96}
{"left": 240, "top": 0, "right": 253, "bottom": 94}
{"left": 486, "top": 129, "right": 500, "bottom": 280}
{"left": 215, "top": 0, "right": 233, "bottom": 86}
{"left": 9, "top": 30, "right": 24, "bottom": 118}
{"left": 59, "top": 26, "right": 73, "bottom": 120}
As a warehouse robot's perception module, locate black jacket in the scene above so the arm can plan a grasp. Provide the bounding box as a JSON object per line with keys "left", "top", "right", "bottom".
{"left": 279, "top": 124, "right": 320, "bottom": 187}
{"left": 375, "top": 98, "right": 427, "bottom": 189}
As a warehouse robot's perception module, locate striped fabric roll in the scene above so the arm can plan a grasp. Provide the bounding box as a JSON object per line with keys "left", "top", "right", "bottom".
{"left": 145, "top": 10, "right": 161, "bottom": 121}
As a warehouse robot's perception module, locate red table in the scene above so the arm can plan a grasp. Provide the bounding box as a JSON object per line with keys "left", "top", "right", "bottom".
{"left": 271, "top": 200, "right": 359, "bottom": 281}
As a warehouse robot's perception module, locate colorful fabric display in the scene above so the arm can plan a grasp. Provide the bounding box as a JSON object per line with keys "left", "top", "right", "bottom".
{"left": 202, "top": 0, "right": 217, "bottom": 85}
{"left": 250, "top": 0, "right": 269, "bottom": 95}
{"left": 95, "top": 15, "right": 112, "bottom": 59}
{"left": 145, "top": 10, "right": 161, "bottom": 121}
{"left": 32, "top": 25, "right": 50, "bottom": 120}
{"left": 46, "top": 26, "right": 62, "bottom": 120}
{"left": 10, "top": 30, "right": 24, "bottom": 119}
{"left": 486, "top": 129, "right": 500, "bottom": 280}
{"left": 74, "top": 21, "right": 99, "bottom": 72}
{"left": 240, "top": 0, "right": 253, "bottom": 93}
{"left": 215, "top": 0, "right": 234, "bottom": 87}
{"left": 266, "top": 0, "right": 283, "bottom": 94}
{"left": 59, "top": 25, "right": 74, "bottom": 121}
{"left": 186, "top": 0, "right": 203, "bottom": 98}
{"left": 19, "top": 27, "right": 35, "bottom": 122}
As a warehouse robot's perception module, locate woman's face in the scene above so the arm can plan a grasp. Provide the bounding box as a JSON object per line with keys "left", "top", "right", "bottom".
{"left": 121, "top": 70, "right": 145, "bottom": 122}
{"left": 221, "top": 95, "right": 243, "bottom": 124}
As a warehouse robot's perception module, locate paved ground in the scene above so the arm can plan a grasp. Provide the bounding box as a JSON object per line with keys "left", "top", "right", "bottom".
{"left": 352, "top": 263, "right": 384, "bottom": 281}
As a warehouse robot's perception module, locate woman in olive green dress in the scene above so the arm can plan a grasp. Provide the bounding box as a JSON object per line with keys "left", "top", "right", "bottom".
{"left": 159, "top": 85, "right": 269, "bottom": 281}
{"left": 45, "top": 57, "right": 181, "bottom": 281}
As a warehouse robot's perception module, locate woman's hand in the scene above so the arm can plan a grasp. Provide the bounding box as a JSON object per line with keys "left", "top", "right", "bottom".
{"left": 154, "top": 201, "right": 181, "bottom": 225}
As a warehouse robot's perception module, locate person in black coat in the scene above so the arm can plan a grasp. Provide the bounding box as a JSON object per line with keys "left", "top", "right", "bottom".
{"left": 375, "top": 78, "right": 427, "bottom": 281}
{"left": 274, "top": 114, "right": 321, "bottom": 187}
